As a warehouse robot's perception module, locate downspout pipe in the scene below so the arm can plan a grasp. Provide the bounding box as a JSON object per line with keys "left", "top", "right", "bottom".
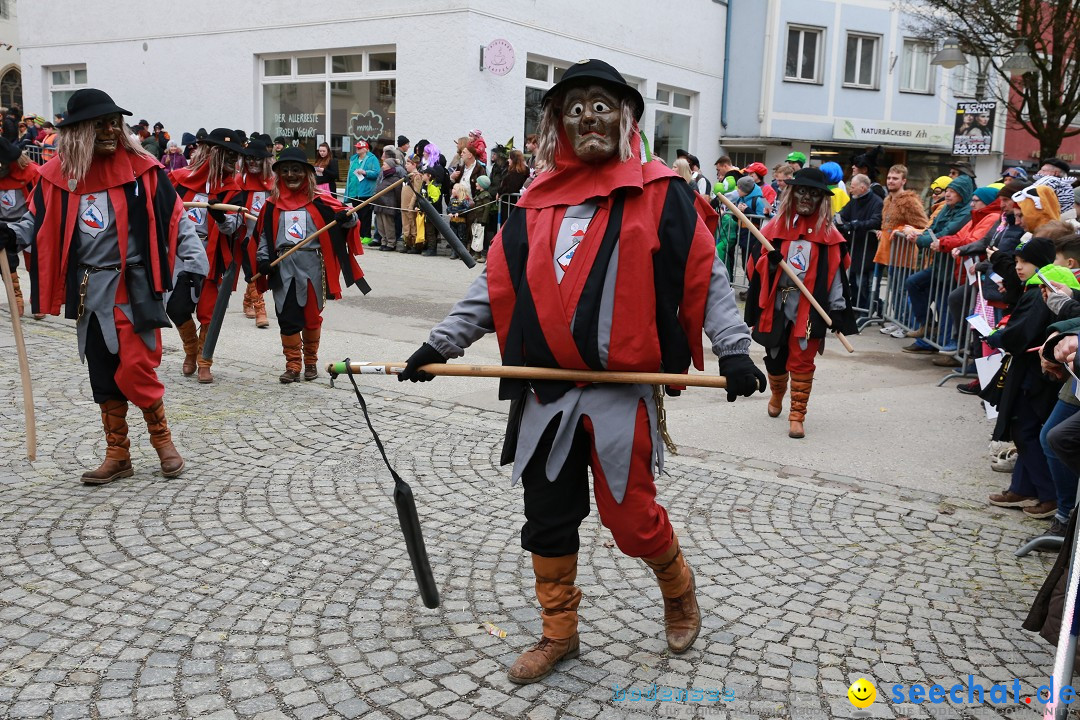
{"left": 720, "top": 0, "right": 731, "bottom": 129}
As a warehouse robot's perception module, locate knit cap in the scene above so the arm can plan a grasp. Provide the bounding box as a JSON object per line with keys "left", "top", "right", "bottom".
{"left": 1016, "top": 236, "right": 1056, "bottom": 268}
{"left": 736, "top": 176, "right": 757, "bottom": 194}
{"left": 973, "top": 187, "right": 998, "bottom": 206}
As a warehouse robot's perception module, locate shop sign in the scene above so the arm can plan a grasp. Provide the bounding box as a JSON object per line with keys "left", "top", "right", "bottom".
{"left": 952, "top": 101, "right": 996, "bottom": 156}
{"left": 350, "top": 110, "right": 385, "bottom": 141}
{"left": 271, "top": 112, "right": 322, "bottom": 141}
{"left": 482, "top": 39, "right": 515, "bottom": 76}
{"left": 832, "top": 118, "right": 951, "bottom": 148}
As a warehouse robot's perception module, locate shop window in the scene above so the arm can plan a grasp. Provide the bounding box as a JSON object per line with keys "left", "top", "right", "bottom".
{"left": 369, "top": 52, "right": 396, "bottom": 72}
{"left": 729, "top": 151, "right": 765, "bottom": 169}
{"left": 524, "top": 87, "right": 544, "bottom": 140}
{"left": 525, "top": 60, "right": 548, "bottom": 82}
{"left": 652, "top": 84, "right": 694, "bottom": 165}
{"left": 0, "top": 1, "right": 10, "bottom": 19}
{"left": 844, "top": 33, "right": 879, "bottom": 89}
{"left": 264, "top": 58, "right": 290, "bottom": 77}
{"left": 297, "top": 56, "right": 325, "bottom": 75}
{"left": 901, "top": 39, "right": 934, "bottom": 94}
{"left": 48, "top": 64, "right": 87, "bottom": 117}
{"left": 332, "top": 54, "right": 363, "bottom": 74}
{"left": 785, "top": 25, "right": 824, "bottom": 84}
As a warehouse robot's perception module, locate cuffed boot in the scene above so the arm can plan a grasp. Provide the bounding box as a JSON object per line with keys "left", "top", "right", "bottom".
{"left": 242, "top": 282, "right": 258, "bottom": 318}
{"left": 767, "top": 373, "right": 788, "bottom": 418}
{"left": 176, "top": 319, "right": 199, "bottom": 376}
{"left": 252, "top": 292, "right": 269, "bottom": 329}
{"left": 788, "top": 371, "right": 814, "bottom": 439}
{"left": 140, "top": 399, "right": 185, "bottom": 477}
{"left": 280, "top": 333, "right": 302, "bottom": 383}
{"left": 10, "top": 270, "right": 23, "bottom": 316}
{"left": 82, "top": 399, "right": 134, "bottom": 485}
{"left": 507, "top": 554, "right": 582, "bottom": 685}
{"left": 643, "top": 535, "right": 700, "bottom": 654}
{"left": 302, "top": 327, "right": 321, "bottom": 381}
{"left": 196, "top": 325, "right": 213, "bottom": 383}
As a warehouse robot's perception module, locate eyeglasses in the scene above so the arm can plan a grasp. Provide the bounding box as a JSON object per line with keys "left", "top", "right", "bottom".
{"left": 932, "top": 188, "right": 945, "bottom": 195}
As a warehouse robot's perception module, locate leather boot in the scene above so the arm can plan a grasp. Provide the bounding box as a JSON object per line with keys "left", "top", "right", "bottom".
{"left": 242, "top": 282, "right": 257, "bottom": 318}
{"left": 788, "top": 371, "right": 814, "bottom": 439}
{"left": 767, "top": 373, "right": 788, "bottom": 418}
{"left": 10, "top": 269, "right": 23, "bottom": 316}
{"left": 196, "top": 325, "right": 213, "bottom": 383}
{"left": 176, "top": 319, "right": 199, "bottom": 376}
{"left": 643, "top": 535, "right": 700, "bottom": 654}
{"left": 507, "top": 554, "right": 582, "bottom": 684}
{"left": 280, "top": 333, "right": 302, "bottom": 383}
{"left": 422, "top": 238, "right": 438, "bottom": 256}
{"left": 302, "top": 327, "right": 321, "bottom": 380}
{"left": 252, "top": 285, "right": 270, "bottom": 328}
{"left": 141, "top": 399, "right": 185, "bottom": 477}
{"left": 82, "top": 399, "right": 134, "bottom": 485}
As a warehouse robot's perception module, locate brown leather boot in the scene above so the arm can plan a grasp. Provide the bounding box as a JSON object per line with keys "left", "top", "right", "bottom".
{"left": 10, "top": 270, "right": 24, "bottom": 317}
{"left": 82, "top": 399, "right": 135, "bottom": 485}
{"left": 788, "top": 372, "right": 814, "bottom": 439}
{"left": 280, "top": 333, "right": 302, "bottom": 383}
{"left": 140, "top": 399, "right": 185, "bottom": 477}
{"left": 196, "top": 325, "right": 213, "bottom": 383}
{"left": 252, "top": 286, "right": 270, "bottom": 328}
{"left": 767, "top": 373, "right": 788, "bottom": 418}
{"left": 302, "top": 327, "right": 321, "bottom": 381}
{"left": 176, "top": 319, "right": 199, "bottom": 376}
{"left": 643, "top": 535, "right": 700, "bottom": 654}
{"left": 242, "top": 282, "right": 258, "bottom": 319}
{"left": 507, "top": 554, "right": 582, "bottom": 684}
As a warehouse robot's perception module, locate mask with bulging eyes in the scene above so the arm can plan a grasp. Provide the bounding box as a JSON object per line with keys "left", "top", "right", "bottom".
{"left": 792, "top": 185, "right": 824, "bottom": 216}
{"left": 561, "top": 83, "right": 623, "bottom": 164}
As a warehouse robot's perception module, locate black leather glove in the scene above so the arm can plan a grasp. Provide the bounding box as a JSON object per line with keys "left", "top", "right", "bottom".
{"left": 334, "top": 209, "right": 351, "bottom": 225}
{"left": 398, "top": 342, "right": 447, "bottom": 382}
{"left": 183, "top": 272, "right": 205, "bottom": 301}
{"left": 0, "top": 222, "right": 16, "bottom": 253}
{"left": 828, "top": 309, "right": 846, "bottom": 332}
{"left": 717, "top": 353, "right": 767, "bottom": 403}
{"left": 767, "top": 249, "right": 783, "bottom": 267}
{"left": 257, "top": 259, "right": 272, "bottom": 278}
{"left": 664, "top": 387, "right": 681, "bottom": 397}
{"left": 207, "top": 206, "right": 227, "bottom": 224}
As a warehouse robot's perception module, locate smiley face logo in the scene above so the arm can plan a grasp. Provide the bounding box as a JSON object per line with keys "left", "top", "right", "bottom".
{"left": 848, "top": 678, "right": 876, "bottom": 709}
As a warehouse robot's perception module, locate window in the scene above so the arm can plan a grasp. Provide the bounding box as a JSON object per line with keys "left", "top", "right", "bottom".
{"left": 522, "top": 55, "right": 573, "bottom": 139}
{"left": 297, "top": 56, "right": 325, "bottom": 75}
{"left": 729, "top": 150, "right": 765, "bottom": 169}
{"left": 48, "top": 64, "right": 87, "bottom": 117}
{"left": 901, "top": 39, "right": 934, "bottom": 94}
{"left": 653, "top": 84, "right": 695, "bottom": 165}
{"left": 844, "top": 33, "right": 879, "bottom": 89}
{"left": 785, "top": 25, "right": 824, "bottom": 83}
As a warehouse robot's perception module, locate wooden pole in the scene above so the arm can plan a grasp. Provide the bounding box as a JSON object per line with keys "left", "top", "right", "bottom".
{"left": 0, "top": 252, "right": 36, "bottom": 460}
{"left": 717, "top": 192, "right": 855, "bottom": 354}
{"left": 181, "top": 202, "right": 258, "bottom": 223}
{"left": 327, "top": 361, "right": 729, "bottom": 389}
{"left": 251, "top": 177, "right": 405, "bottom": 280}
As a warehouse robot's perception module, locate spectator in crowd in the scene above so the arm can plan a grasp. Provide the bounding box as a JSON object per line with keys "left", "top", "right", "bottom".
{"left": 1015, "top": 182, "right": 1063, "bottom": 242}
{"left": 449, "top": 136, "right": 469, "bottom": 169}
{"left": 313, "top": 141, "right": 338, "bottom": 196}
{"left": 452, "top": 143, "right": 487, "bottom": 199}
{"left": 373, "top": 158, "right": 403, "bottom": 252}
{"left": 39, "top": 121, "right": 58, "bottom": 162}
{"left": 786, "top": 151, "right": 807, "bottom": 170}
{"left": 15, "top": 121, "right": 33, "bottom": 148}
{"left": 1001, "top": 166, "right": 1029, "bottom": 183}
{"left": 1036, "top": 175, "right": 1077, "bottom": 223}
{"left": 673, "top": 157, "right": 693, "bottom": 186}
{"left": 152, "top": 122, "right": 170, "bottom": 153}
{"left": 468, "top": 128, "right": 488, "bottom": 163}
{"left": 138, "top": 125, "right": 161, "bottom": 159}
{"left": 273, "top": 136, "right": 286, "bottom": 157}
{"left": 949, "top": 160, "right": 977, "bottom": 184}
{"left": 345, "top": 139, "right": 381, "bottom": 243}
{"left": 488, "top": 144, "right": 508, "bottom": 201}
{"left": 162, "top": 141, "right": 187, "bottom": 171}
{"left": 927, "top": 176, "right": 952, "bottom": 215}
{"left": 420, "top": 164, "right": 447, "bottom": 256}
{"left": 525, "top": 133, "right": 539, "bottom": 172}
{"left": 851, "top": 146, "right": 886, "bottom": 199}
{"left": 472, "top": 174, "right": 497, "bottom": 262}
{"left": 499, "top": 148, "right": 529, "bottom": 199}
{"left": 2, "top": 106, "right": 19, "bottom": 142}
{"left": 744, "top": 162, "right": 775, "bottom": 208}
{"left": 836, "top": 173, "right": 883, "bottom": 317}
{"left": 770, "top": 163, "right": 793, "bottom": 199}
{"left": 714, "top": 155, "right": 734, "bottom": 182}
{"left": 446, "top": 181, "right": 471, "bottom": 260}
{"left": 875, "top": 166, "right": 930, "bottom": 337}
{"left": 820, "top": 162, "right": 849, "bottom": 214}
{"left": 1038, "top": 158, "right": 1072, "bottom": 179}
{"left": 400, "top": 155, "right": 423, "bottom": 254}
{"left": 687, "top": 154, "right": 710, "bottom": 196}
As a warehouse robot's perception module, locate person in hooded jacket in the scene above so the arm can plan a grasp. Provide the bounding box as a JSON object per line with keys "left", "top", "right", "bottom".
{"left": 734, "top": 175, "right": 765, "bottom": 279}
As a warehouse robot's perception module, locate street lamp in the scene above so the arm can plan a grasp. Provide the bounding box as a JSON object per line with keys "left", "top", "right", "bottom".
{"left": 931, "top": 37, "right": 968, "bottom": 69}
{"left": 1002, "top": 39, "right": 1038, "bottom": 73}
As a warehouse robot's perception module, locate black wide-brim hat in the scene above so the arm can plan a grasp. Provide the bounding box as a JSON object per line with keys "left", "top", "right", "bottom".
{"left": 242, "top": 138, "right": 272, "bottom": 160}
{"left": 785, "top": 167, "right": 834, "bottom": 196}
{"left": 541, "top": 59, "right": 645, "bottom": 121}
{"left": 200, "top": 127, "right": 245, "bottom": 154}
{"left": 0, "top": 137, "right": 22, "bottom": 164}
{"left": 272, "top": 147, "right": 315, "bottom": 173}
{"left": 55, "top": 88, "right": 132, "bottom": 127}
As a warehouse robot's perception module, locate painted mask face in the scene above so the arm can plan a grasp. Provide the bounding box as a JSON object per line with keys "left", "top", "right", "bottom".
{"left": 793, "top": 185, "right": 824, "bottom": 216}
{"left": 245, "top": 156, "right": 262, "bottom": 174}
{"left": 561, "top": 83, "right": 622, "bottom": 164}
{"left": 278, "top": 162, "right": 308, "bottom": 190}
{"left": 221, "top": 149, "right": 239, "bottom": 171}
{"left": 93, "top": 114, "right": 123, "bottom": 156}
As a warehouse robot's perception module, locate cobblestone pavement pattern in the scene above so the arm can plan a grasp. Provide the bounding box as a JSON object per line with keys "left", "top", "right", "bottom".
{"left": 0, "top": 315, "right": 1064, "bottom": 719}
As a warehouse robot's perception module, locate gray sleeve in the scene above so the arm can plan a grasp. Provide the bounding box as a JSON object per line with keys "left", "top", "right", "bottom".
{"left": 8, "top": 208, "right": 36, "bottom": 251}
{"left": 175, "top": 214, "right": 209, "bottom": 276}
{"left": 703, "top": 254, "right": 753, "bottom": 357}
{"left": 427, "top": 268, "right": 495, "bottom": 359}
{"left": 256, "top": 223, "right": 270, "bottom": 263}
{"left": 339, "top": 212, "right": 358, "bottom": 229}
{"left": 214, "top": 212, "right": 242, "bottom": 237}
{"left": 828, "top": 268, "right": 845, "bottom": 311}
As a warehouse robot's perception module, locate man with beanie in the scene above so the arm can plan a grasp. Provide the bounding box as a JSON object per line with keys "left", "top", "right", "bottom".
{"left": 395, "top": 59, "right": 766, "bottom": 684}
{"left": 397, "top": 135, "right": 410, "bottom": 159}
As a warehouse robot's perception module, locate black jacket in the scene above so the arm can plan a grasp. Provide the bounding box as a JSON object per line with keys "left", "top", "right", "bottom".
{"left": 838, "top": 190, "right": 883, "bottom": 270}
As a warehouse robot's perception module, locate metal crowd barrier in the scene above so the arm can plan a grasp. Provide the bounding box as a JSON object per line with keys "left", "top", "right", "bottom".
{"left": 497, "top": 193, "right": 522, "bottom": 227}
{"left": 717, "top": 211, "right": 766, "bottom": 291}
{"left": 22, "top": 145, "right": 44, "bottom": 164}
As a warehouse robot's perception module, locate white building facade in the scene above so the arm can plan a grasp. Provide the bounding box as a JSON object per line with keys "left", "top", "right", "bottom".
{"left": 19, "top": 0, "right": 727, "bottom": 166}
{"left": 722, "top": 0, "right": 1005, "bottom": 190}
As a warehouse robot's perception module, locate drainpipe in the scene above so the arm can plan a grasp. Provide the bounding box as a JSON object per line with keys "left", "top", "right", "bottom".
{"left": 720, "top": 0, "right": 732, "bottom": 129}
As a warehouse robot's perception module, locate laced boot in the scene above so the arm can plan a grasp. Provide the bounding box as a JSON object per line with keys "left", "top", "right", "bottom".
{"left": 176, "top": 319, "right": 199, "bottom": 376}
{"left": 643, "top": 535, "right": 700, "bottom": 654}
{"left": 767, "top": 373, "right": 788, "bottom": 418}
{"left": 82, "top": 399, "right": 134, "bottom": 485}
{"left": 508, "top": 554, "right": 582, "bottom": 684}
{"left": 10, "top": 269, "right": 24, "bottom": 316}
{"left": 788, "top": 372, "right": 814, "bottom": 439}
{"left": 242, "top": 282, "right": 257, "bottom": 318}
{"left": 196, "top": 325, "right": 213, "bottom": 383}
{"left": 280, "top": 333, "right": 302, "bottom": 383}
{"left": 302, "top": 327, "right": 321, "bottom": 380}
{"left": 140, "top": 399, "right": 185, "bottom": 477}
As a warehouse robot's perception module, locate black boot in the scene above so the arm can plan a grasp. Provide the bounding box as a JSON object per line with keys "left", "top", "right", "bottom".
{"left": 422, "top": 238, "right": 438, "bottom": 256}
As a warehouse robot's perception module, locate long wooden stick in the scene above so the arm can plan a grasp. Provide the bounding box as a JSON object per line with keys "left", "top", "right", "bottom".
{"left": 717, "top": 193, "right": 855, "bottom": 354}
{"left": 327, "top": 361, "right": 728, "bottom": 388}
{"left": 251, "top": 177, "right": 405, "bottom": 280}
{"left": 182, "top": 202, "right": 258, "bottom": 223}
{"left": 0, "top": 252, "right": 36, "bottom": 460}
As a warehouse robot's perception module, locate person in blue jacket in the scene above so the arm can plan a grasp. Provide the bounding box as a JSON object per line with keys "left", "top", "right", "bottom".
{"left": 345, "top": 139, "right": 381, "bottom": 242}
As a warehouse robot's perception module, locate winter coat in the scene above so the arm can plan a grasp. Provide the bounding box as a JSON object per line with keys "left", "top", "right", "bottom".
{"left": 314, "top": 159, "right": 339, "bottom": 196}
{"left": 873, "top": 189, "right": 928, "bottom": 268}
{"left": 373, "top": 166, "right": 402, "bottom": 216}
{"left": 838, "top": 190, "right": 883, "bottom": 278}
{"left": 916, "top": 175, "right": 973, "bottom": 249}
{"left": 938, "top": 198, "right": 1002, "bottom": 280}
{"left": 346, "top": 152, "right": 380, "bottom": 199}
{"left": 956, "top": 212, "right": 1025, "bottom": 257}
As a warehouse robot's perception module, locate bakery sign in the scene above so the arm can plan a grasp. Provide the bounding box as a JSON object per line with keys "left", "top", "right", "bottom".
{"left": 832, "top": 118, "right": 952, "bottom": 148}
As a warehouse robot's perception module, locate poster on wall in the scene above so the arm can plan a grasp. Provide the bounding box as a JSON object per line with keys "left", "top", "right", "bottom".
{"left": 952, "top": 102, "right": 996, "bottom": 155}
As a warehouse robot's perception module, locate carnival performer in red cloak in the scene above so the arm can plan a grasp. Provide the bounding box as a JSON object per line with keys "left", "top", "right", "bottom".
{"left": 1, "top": 88, "right": 208, "bottom": 483}
{"left": 237, "top": 138, "right": 273, "bottom": 328}
{"left": 397, "top": 60, "right": 766, "bottom": 683}
{"left": 0, "top": 137, "right": 40, "bottom": 316}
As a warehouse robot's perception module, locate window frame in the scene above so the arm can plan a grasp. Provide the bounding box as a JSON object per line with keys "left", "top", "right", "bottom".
{"left": 652, "top": 83, "right": 696, "bottom": 165}
{"left": 843, "top": 32, "right": 880, "bottom": 90}
{"left": 784, "top": 24, "right": 825, "bottom": 85}
{"left": 47, "top": 63, "right": 88, "bottom": 117}
{"left": 899, "top": 38, "right": 935, "bottom": 95}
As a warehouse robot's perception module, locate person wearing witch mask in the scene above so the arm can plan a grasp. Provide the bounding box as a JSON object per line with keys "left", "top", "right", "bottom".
{"left": 0, "top": 88, "right": 208, "bottom": 484}
{"left": 169, "top": 128, "right": 245, "bottom": 384}
{"left": 237, "top": 138, "right": 274, "bottom": 329}
{"left": 396, "top": 59, "right": 765, "bottom": 684}
{"left": 252, "top": 148, "right": 369, "bottom": 383}
{"left": 0, "top": 137, "right": 40, "bottom": 316}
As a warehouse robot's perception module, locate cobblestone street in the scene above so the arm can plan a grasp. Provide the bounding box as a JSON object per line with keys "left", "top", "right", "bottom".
{"left": 0, "top": 313, "right": 1067, "bottom": 720}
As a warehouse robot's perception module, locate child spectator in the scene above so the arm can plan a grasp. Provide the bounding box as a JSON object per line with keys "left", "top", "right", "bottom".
{"left": 420, "top": 166, "right": 446, "bottom": 257}
{"left": 472, "top": 175, "right": 496, "bottom": 263}
{"left": 373, "top": 158, "right": 403, "bottom": 252}
{"left": 400, "top": 155, "right": 423, "bottom": 254}
{"left": 446, "top": 182, "right": 472, "bottom": 261}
